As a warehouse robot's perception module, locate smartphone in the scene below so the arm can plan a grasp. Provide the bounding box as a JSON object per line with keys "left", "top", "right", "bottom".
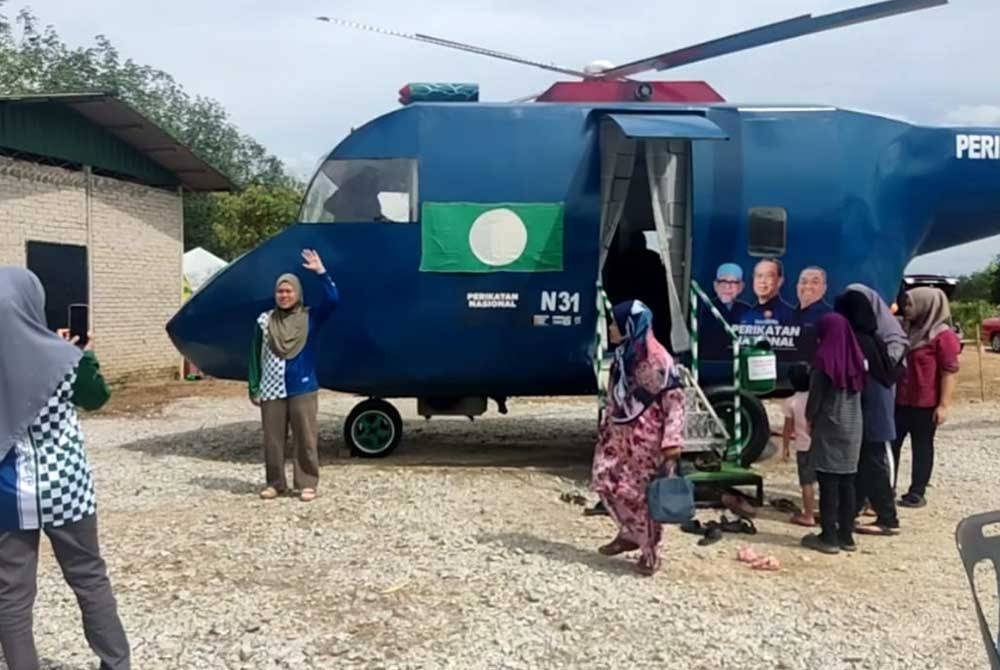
{"left": 68, "top": 303, "right": 89, "bottom": 349}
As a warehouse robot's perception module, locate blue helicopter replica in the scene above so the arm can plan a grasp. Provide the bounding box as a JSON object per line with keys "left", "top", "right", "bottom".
{"left": 167, "top": 0, "right": 1000, "bottom": 463}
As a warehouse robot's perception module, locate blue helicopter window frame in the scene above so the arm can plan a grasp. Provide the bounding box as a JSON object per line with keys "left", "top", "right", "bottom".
{"left": 299, "top": 157, "right": 419, "bottom": 224}
{"left": 747, "top": 206, "right": 787, "bottom": 257}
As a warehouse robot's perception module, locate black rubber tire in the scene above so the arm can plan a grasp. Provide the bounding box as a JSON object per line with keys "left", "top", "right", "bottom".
{"left": 992, "top": 334, "right": 1000, "bottom": 354}
{"left": 704, "top": 386, "right": 770, "bottom": 468}
{"left": 344, "top": 399, "right": 403, "bottom": 458}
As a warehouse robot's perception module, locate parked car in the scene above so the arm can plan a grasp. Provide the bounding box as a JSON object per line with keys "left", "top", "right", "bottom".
{"left": 983, "top": 316, "right": 1000, "bottom": 353}
{"left": 897, "top": 274, "right": 964, "bottom": 351}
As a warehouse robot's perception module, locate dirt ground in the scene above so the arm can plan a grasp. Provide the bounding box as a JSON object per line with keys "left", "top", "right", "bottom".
{"left": 19, "top": 350, "right": 1000, "bottom": 669}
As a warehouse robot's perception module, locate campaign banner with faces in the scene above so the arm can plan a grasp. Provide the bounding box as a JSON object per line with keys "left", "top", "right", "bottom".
{"left": 698, "top": 258, "right": 832, "bottom": 362}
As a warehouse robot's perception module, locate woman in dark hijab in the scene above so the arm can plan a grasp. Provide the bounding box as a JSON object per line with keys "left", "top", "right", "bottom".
{"left": 0, "top": 266, "right": 130, "bottom": 670}
{"left": 801, "top": 313, "right": 866, "bottom": 555}
{"left": 835, "top": 289, "right": 900, "bottom": 536}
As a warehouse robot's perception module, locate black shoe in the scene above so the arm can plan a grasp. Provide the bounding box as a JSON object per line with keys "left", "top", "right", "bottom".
{"left": 801, "top": 533, "right": 840, "bottom": 555}
{"left": 839, "top": 540, "right": 858, "bottom": 552}
{"left": 899, "top": 493, "right": 926, "bottom": 508}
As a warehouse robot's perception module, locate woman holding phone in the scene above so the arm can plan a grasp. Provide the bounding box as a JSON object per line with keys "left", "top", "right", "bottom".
{"left": 0, "top": 266, "right": 130, "bottom": 670}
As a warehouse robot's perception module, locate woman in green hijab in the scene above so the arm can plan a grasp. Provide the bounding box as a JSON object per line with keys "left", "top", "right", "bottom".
{"left": 249, "top": 249, "right": 340, "bottom": 502}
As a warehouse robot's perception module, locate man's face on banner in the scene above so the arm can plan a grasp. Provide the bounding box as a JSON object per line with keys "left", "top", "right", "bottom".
{"left": 714, "top": 273, "right": 744, "bottom": 305}
{"left": 753, "top": 260, "right": 782, "bottom": 303}
{"left": 797, "top": 268, "right": 827, "bottom": 309}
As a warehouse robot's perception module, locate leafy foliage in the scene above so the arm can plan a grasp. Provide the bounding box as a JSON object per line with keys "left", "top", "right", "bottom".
{"left": 213, "top": 185, "right": 304, "bottom": 259}
{"left": 954, "top": 255, "right": 1000, "bottom": 304}
{"left": 951, "top": 300, "right": 994, "bottom": 341}
{"left": 0, "top": 4, "right": 304, "bottom": 258}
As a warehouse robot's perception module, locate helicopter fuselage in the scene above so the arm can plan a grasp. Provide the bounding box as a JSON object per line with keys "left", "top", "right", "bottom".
{"left": 167, "top": 101, "right": 1000, "bottom": 401}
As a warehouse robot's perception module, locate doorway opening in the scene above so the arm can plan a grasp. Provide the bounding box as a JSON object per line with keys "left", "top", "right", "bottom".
{"left": 598, "top": 119, "right": 692, "bottom": 354}
{"left": 26, "top": 240, "right": 88, "bottom": 331}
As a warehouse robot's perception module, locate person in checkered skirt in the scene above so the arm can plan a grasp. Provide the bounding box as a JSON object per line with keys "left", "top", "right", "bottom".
{"left": 0, "top": 267, "right": 130, "bottom": 670}
{"left": 248, "top": 249, "right": 340, "bottom": 502}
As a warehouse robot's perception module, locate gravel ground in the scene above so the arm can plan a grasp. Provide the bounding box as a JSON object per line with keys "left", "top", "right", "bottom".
{"left": 12, "top": 383, "right": 1000, "bottom": 670}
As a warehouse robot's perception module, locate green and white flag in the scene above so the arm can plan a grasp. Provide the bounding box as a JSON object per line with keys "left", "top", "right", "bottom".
{"left": 420, "top": 202, "right": 564, "bottom": 273}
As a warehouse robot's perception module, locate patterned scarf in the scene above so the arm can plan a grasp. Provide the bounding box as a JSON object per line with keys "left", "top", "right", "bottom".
{"left": 608, "top": 300, "right": 680, "bottom": 424}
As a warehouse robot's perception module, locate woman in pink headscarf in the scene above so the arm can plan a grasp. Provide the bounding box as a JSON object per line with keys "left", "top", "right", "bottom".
{"left": 591, "top": 300, "right": 686, "bottom": 576}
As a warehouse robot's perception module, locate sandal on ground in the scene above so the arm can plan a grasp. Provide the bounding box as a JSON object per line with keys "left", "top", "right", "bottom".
{"left": 856, "top": 523, "right": 900, "bottom": 536}
{"left": 735, "top": 546, "right": 780, "bottom": 570}
{"left": 299, "top": 488, "right": 317, "bottom": 502}
{"left": 598, "top": 538, "right": 639, "bottom": 556}
{"left": 583, "top": 502, "right": 609, "bottom": 517}
{"left": 680, "top": 519, "right": 703, "bottom": 535}
{"left": 720, "top": 515, "right": 757, "bottom": 535}
{"left": 697, "top": 523, "right": 723, "bottom": 546}
{"left": 259, "top": 486, "right": 282, "bottom": 500}
{"left": 750, "top": 555, "right": 781, "bottom": 571}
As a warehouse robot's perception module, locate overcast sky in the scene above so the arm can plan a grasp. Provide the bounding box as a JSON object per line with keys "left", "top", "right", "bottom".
{"left": 22, "top": 0, "right": 1000, "bottom": 275}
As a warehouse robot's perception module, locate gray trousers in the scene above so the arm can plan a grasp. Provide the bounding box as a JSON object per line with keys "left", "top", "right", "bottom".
{"left": 261, "top": 392, "right": 320, "bottom": 491}
{"left": 0, "top": 514, "right": 130, "bottom": 670}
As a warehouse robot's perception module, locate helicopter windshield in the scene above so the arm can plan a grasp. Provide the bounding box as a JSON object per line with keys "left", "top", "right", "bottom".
{"left": 299, "top": 158, "right": 418, "bottom": 223}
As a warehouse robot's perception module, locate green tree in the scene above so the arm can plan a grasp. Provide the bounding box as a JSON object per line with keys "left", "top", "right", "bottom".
{"left": 212, "top": 185, "right": 303, "bottom": 258}
{"left": 954, "top": 254, "right": 1000, "bottom": 302}
{"left": 0, "top": 4, "right": 304, "bottom": 257}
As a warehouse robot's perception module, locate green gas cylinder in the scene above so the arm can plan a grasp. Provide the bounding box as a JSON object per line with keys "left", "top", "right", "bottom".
{"left": 740, "top": 340, "right": 777, "bottom": 394}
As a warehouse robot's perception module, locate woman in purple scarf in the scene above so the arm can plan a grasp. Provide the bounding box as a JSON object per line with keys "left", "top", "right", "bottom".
{"left": 802, "top": 313, "right": 867, "bottom": 555}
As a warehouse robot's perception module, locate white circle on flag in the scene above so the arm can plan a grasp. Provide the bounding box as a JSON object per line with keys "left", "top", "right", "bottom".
{"left": 468, "top": 208, "right": 528, "bottom": 266}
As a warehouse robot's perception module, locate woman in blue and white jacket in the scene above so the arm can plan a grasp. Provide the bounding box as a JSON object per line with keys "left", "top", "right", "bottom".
{"left": 248, "top": 249, "right": 339, "bottom": 502}
{"left": 0, "top": 266, "right": 130, "bottom": 670}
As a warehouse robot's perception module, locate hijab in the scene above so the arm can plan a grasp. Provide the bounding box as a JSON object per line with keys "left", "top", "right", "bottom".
{"left": 0, "top": 267, "right": 83, "bottom": 459}
{"left": 267, "top": 273, "right": 310, "bottom": 360}
{"left": 834, "top": 290, "right": 895, "bottom": 388}
{"left": 813, "top": 312, "right": 867, "bottom": 393}
{"left": 904, "top": 286, "right": 953, "bottom": 351}
{"left": 608, "top": 300, "right": 681, "bottom": 424}
{"left": 846, "top": 283, "right": 909, "bottom": 365}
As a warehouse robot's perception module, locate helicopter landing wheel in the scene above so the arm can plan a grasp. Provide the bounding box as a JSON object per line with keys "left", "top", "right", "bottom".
{"left": 345, "top": 399, "right": 403, "bottom": 458}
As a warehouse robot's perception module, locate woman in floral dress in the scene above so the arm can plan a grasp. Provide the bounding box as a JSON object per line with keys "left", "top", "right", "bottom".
{"left": 591, "top": 300, "right": 685, "bottom": 576}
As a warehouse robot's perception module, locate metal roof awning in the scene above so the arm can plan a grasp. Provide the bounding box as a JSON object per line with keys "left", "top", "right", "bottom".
{"left": 604, "top": 113, "right": 729, "bottom": 141}
{"left": 0, "top": 92, "right": 235, "bottom": 192}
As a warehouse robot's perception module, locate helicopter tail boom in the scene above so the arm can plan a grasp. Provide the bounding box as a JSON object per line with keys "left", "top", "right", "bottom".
{"left": 912, "top": 127, "right": 1000, "bottom": 255}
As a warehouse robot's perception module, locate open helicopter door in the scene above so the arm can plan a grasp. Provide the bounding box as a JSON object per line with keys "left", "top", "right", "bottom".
{"left": 598, "top": 113, "right": 728, "bottom": 353}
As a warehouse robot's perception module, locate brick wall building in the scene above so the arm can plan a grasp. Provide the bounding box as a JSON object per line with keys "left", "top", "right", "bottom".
{"left": 0, "top": 93, "right": 232, "bottom": 382}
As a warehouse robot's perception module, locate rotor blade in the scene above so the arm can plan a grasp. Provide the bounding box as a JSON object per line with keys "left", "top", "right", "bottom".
{"left": 509, "top": 92, "right": 543, "bottom": 103}
{"left": 316, "top": 16, "right": 590, "bottom": 78}
{"left": 600, "top": 0, "right": 948, "bottom": 78}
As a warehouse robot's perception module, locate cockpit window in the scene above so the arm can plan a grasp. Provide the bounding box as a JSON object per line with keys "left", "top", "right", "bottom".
{"left": 299, "top": 158, "right": 418, "bottom": 223}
